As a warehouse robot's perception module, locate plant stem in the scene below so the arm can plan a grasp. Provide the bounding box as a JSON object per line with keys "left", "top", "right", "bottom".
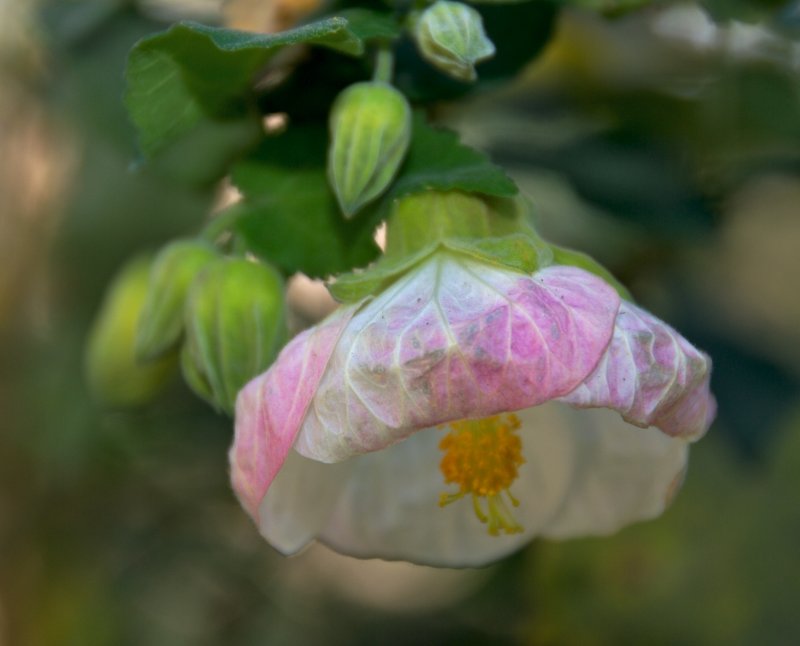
{"left": 373, "top": 47, "right": 395, "bottom": 83}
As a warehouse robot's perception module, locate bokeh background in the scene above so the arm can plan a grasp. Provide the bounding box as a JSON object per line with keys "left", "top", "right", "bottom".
{"left": 1, "top": 0, "right": 799, "bottom": 644}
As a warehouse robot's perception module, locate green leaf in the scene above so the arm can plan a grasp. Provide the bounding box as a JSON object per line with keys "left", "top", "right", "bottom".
{"left": 226, "top": 127, "right": 381, "bottom": 278}
{"left": 336, "top": 8, "right": 401, "bottom": 42}
{"left": 381, "top": 112, "right": 517, "bottom": 206}
{"left": 125, "top": 13, "right": 398, "bottom": 165}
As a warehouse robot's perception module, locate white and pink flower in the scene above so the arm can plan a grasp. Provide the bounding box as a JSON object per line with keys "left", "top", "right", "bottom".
{"left": 230, "top": 251, "right": 715, "bottom": 567}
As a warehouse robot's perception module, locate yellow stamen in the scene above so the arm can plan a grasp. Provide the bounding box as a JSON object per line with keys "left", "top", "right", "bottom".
{"left": 438, "top": 414, "right": 525, "bottom": 536}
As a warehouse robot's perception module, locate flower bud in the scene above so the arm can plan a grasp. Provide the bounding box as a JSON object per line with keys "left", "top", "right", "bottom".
{"left": 136, "top": 239, "right": 219, "bottom": 360}
{"left": 413, "top": 1, "right": 496, "bottom": 82}
{"left": 85, "top": 256, "right": 177, "bottom": 407}
{"left": 328, "top": 81, "right": 411, "bottom": 218}
{"left": 182, "top": 257, "right": 286, "bottom": 414}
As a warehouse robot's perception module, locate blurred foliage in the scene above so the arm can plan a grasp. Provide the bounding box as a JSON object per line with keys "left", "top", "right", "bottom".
{"left": 1, "top": 0, "right": 799, "bottom": 645}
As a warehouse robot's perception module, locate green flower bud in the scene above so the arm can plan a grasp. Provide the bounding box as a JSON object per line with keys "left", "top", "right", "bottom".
{"left": 85, "top": 256, "right": 177, "bottom": 408}
{"left": 136, "top": 239, "right": 219, "bottom": 360}
{"left": 413, "top": 1, "right": 496, "bottom": 82}
{"left": 328, "top": 81, "right": 411, "bottom": 218}
{"left": 182, "top": 258, "right": 286, "bottom": 414}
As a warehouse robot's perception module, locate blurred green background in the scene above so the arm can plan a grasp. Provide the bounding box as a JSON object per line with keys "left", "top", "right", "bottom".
{"left": 1, "top": 0, "right": 799, "bottom": 644}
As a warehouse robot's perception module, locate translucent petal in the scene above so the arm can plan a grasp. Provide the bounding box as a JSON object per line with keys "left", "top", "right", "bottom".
{"left": 317, "top": 410, "right": 576, "bottom": 567}
{"left": 256, "top": 450, "right": 352, "bottom": 555}
{"left": 312, "top": 403, "right": 686, "bottom": 567}
{"left": 539, "top": 406, "right": 688, "bottom": 539}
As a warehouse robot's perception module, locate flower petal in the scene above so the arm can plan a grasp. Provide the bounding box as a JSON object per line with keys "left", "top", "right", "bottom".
{"left": 313, "top": 403, "right": 687, "bottom": 567}
{"left": 539, "top": 406, "right": 688, "bottom": 539}
{"left": 559, "top": 301, "right": 716, "bottom": 440}
{"left": 255, "top": 450, "right": 353, "bottom": 555}
{"left": 295, "top": 256, "right": 620, "bottom": 462}
{"left": 317, "top": 410, "right": 578, "bottom": 567}
{"left": 230, "top": 305, "right": 359, "bottom": 518}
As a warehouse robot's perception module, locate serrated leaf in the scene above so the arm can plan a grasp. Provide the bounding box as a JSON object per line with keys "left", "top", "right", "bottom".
{"left": 125, "top": 13, "right": 398, "bottom": 163}
{"left": 230, "top": 170, "right": 380, "bottom": 278}
{"left": 226, "top": 127, "right": 381, "bottom": 278}
{"left": 380, "top": 112, "right": 517, "bottom": 206}
{"left": 337, "top": 8, "right": 402, "bottom": 42}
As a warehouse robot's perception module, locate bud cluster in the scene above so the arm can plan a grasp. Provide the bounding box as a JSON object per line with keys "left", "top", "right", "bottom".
{"left": 89, "top": 3, "right": 502, "bottom": 411}
{"left": 86, "top": 240, "right": 287, "bottom": 414}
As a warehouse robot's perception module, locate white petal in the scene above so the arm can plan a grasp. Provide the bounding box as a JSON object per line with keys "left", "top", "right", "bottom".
{"left": 538, "top": 406, "right": 688, "bottom": 539}
{"left": 256, "top": 450, "right": 353, "bottom": 556}
{"left": 317, "top": 410, "right": 578, "bottom": 568}
{"left": 316, "top": 403, "right": 687, "bottom": 566}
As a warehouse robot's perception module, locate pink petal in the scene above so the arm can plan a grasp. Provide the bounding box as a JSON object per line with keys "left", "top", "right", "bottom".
{"left": 559, "top": 301, "right": 716, "bottom": 440}
{"left": 229, "top": 305, "right": 358, "bottom": 518}
{"left": 295, "top": 256, "right": 620, "bottom": 462}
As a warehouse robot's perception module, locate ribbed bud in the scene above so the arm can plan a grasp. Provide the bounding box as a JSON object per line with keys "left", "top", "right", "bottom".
{"left": 85, "top": 256, "right": 177, "bottom": 407}
{"left": 414, "top": 1, "right": 496, "bottom": 82}
{"left": 136, "top": 239, "right": 219, "bottom": 360}
{"left": 328, "top": 81, "right": 411, "bottom": 218}
{"left": 182, "top": 258, "right": 286, "bottom": 414}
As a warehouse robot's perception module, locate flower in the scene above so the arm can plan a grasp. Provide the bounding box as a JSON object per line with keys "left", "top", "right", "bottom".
{"left": 230, "top": 248, "right": 715, "bottom": 567}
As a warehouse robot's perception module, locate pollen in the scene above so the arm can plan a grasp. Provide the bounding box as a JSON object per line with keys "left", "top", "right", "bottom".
{"left": 438, "top": 413, "right": 526, "bottom": 536}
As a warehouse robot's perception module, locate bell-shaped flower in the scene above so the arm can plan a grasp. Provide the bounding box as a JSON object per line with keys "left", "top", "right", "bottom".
{"left": 230, "top": 191, "right": 715, "bottom": 567}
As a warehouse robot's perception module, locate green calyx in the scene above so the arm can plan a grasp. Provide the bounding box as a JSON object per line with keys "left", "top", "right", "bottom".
{"left": 329, "top": 190, "right": 552, "bottom": 302}
{"left": 182, "top": 257, "right": 287, "bottom": 415}
{"left": 413, "top": 1, "right": 496, "bottom": 83}
{"left": 136, "top": 238, "right": 220, "bottom": 360}
{"left": 328, "top": 81, "right": 412, "bottom": 218}
{"left": 328, "top": 189, "right": 633, "bottom": 304}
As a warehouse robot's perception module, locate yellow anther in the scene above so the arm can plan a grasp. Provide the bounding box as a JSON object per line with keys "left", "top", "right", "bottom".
{"left": 438, "top": 414, "right": 525, "bottom": 536}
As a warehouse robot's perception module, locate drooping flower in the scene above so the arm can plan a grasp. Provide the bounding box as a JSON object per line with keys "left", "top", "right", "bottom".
{"left": 230, "top": 191, "right": 715, "bottom": 567}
